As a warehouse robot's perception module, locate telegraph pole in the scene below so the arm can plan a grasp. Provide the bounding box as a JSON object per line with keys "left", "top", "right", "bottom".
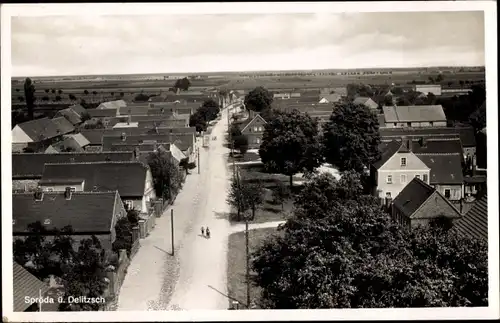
{"left": 171, "top": 209, "right": 174, "bottom": 256}
{"left": 245, "top": 216, "right": 250, "bottom": 308}
{"left": 197, "top": 147, "right": 200, "bottom": 174}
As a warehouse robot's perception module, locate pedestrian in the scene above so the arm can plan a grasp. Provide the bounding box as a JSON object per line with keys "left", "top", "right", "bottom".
{"left": 201, "top": 226, "right": 205, "bottom": 236}
{"left": 206, "top": 227, "right": 210, "bottom": 238}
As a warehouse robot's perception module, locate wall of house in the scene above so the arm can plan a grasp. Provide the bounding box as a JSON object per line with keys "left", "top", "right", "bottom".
{"left": 12, "top": 179, "right": 40, "bottom": 192}
{"left": 377, "top": 152, "right": 430, "bottom": 199}
{"left": 39, "top": 183, "right": 85, "bottom": 192}
{"left": 14, "top": 234, "right": 114, "bottom": 251}
{"left": 123, "top": 198, "right": 145, "bottom": 213}
{"left": 464, "top": 147, "right": 476, "bottom": 159}
{"left": 434, "top": 184, "right": 463, "bottom": 201}
{"left": 411, "top": 192, "right": 461, "bottom": 228}
{"left": 12, "top": 126, "right": 33, "bottom": 144}
{"left": 384, "top": 121, "right": 447, "bottom": 128}
{"left": 246, "top": 133, "right": 263, "bottom": 149}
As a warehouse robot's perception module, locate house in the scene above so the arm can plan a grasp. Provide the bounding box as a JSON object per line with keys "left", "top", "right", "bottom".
{"left": 45, "top": 133, "right": 90, "bottom": 153}
{"left": 372, "top": 139, "right": 431, "bottom": 201}
{"left": 321, "top": 87, "right": 347, "bottom": 97}
{"left": 373, "top": 138, "right": 465, "bottom": 202}
{"left": 68, "top": 104, "right": 87, "bottom": 116}
{"left": 319, "top": 93, "right": 342, "bottom": 104}
{"left": 391, "top": 177, "right": 462, "bottom": 229}
{"left": 13, "top": 262, "right": 50, "bottom": 312}
{"left": 86, "top": 108, "right": 119, "bottom": 125}
{"left": 414, "top": 84, "right": 442, "bottom": 96}
{"left": 12, "top": 118, "right": 65, "bottom": 152}
{"left": 39, "top": 161, "right": 156, "bottom": 214}
{"left": 138, "top": 119, "right": 188, "bottom": 129}
{"left": 452, "top": 193, "right": 487, "bottom": 240}
{"left": 382, "top": 105, "right": 447, "bottom": 128}
{"left": 353, "top": 96, "right": 379, "bottom": 110}
{"left": 240, "top": 114, "right": 268, "bottom": 148}
{"left": 12, "top": 152, "right": 135, "bottom": 192}
{"left": 464, "top": 171, "right": 487, "bottom": 200}
{"left": 113, "top": 122, "right": 139, "bottom": 129}
{"left": 379, "top": 126, "right": 477, "bottom": 161}
{"left": 54, "top": 107, "right": 83, "bottom": 125}
{"left": 97, "top": 100, "right": 127, "bottom": 110}
{"left": 12, "top": 190, "right": 127, "bottom": 251}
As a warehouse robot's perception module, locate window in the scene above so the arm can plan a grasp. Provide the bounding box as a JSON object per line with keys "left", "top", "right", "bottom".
{"left": 423, "top": 174, "right": 428, "bottom": 183}
{"left": 386, "top": 192, "right": 392, "bottom": 198}
{"left": 46, "top": 188, "right": 54, "bottom": 192}
{"left": 444, "top": 189, "right": 451, "bottom": 198}
{"left": 258, "top": 126, "right": 263, "bottom": 132}
{"left": 70, "top": 187, "right": 76, "bottom": 192}
{"left": 394, "top": 123, "right": 397, "bottom": 127}
{"left": 415, "top": 175, "right": 421, "bottom": 180}
{"left": 386, "top": 175, "right": 393, "bottom": 184}
{"left": 256, "top": 138, "right": 261, "bottom": 144}
{"left": 253, "top": 126, "right": 258, "bottom": 132}
{"left": 400, "top": 157, "right": 407, "bottom": 167}
{"left": 400, "top": 174, "right": 407, "bottom": 184}
{"left": 124, "top": 200, "right": 134, "bottom": 209}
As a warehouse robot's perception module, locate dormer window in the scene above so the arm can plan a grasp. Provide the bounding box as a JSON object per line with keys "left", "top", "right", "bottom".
{"left": 400, "top": 157, "right": 407, "bottom": 167}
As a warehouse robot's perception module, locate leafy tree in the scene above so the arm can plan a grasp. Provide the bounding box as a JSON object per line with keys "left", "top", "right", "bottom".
{"left": 174, "top": 77, "right": 191, "bottom": 91}
{"left": 112, "top": 209, "right": 140, "bottom": 256}
{"left": 146, "top": 150, "right": 183, "bottom": 202}
{"left": 42, "top": 96, "right": 50, "bottom": 101}
{"left": 382, "top": 95, "right": 393, "bottom": 106}
{"left": 189, "top": 111, "right": 208, "bottom": 132}
{"left": 179, "top": 157, "right": 196, "bottom": 175}
{"left": 55, "top": 95, "right": 62, "bottom": 102}
{"left": 24, "top": 77, "right": 36, "bottom": 120}
{"left": 110, "top": 91, "right": 114, "bottom": 96}
{"left": 235, "top": 135, "right": 249, "bottom": 155}
{"left": 45, "top": 89, "right": 50, "bottom": 93}
{"left": 272, "top": 180, "right": 291, "bottom": 211}
{"left": 322, "top": 102, "right": 381, "bottom": 172}
{"left": 227, "top": 174, "right": 264, "bottom": 221}
{"left": 69, "top": 94, "right": 77, "bottom": 101}
{"left": 92, "top": 91, "right": 98, "bottom": 95}
{"left": 59, "top": 236, "right": 108, "bottom": 311}
{"left": 134, "top": 93, "right": 150, "bottom": 102}
{"left": 259, "top": 110, "right": 323, "bottom": 187}
{"left": 84, "top": 90, "right": 89, "bottom": 95}
{"left": 58, "top": 89, "right": 63, "bottom": 95}
{"left": 198, "top": 99, "right": 220, "bottom": 121}
{"left": 83, "top": 120, "right": 104, "bottom": 129}
{"left": 244, "top": 86, "right": 273, "bottom": 112}
{"left": 18, "top": 96, "right": 24, "bottom": 102}
{"left": 435, "top": 74, "right": 444, "bottom": 83}
{"left": 51, "top": 89, "right": 56, "bottom": 94}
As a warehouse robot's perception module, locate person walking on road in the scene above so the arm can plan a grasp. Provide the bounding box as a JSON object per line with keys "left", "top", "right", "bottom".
{"left": 201, "top": 226, "right": 205, "bottom": 236}
{"left": 206, "top": 227, "right": 211, "bottom": 239}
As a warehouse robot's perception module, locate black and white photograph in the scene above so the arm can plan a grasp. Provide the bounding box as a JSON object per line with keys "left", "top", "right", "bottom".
{"left": 1, "top": 1, "right": 498, "bottom": 321}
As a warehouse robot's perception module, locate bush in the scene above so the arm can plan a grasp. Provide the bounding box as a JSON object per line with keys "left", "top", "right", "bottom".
{"left": 134, "top": 93, "right": 150, "bottom": 102}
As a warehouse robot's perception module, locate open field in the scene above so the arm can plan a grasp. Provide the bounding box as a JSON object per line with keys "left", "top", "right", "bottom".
{"left": 227, "top": 227, "right": 282, "bottom": 309}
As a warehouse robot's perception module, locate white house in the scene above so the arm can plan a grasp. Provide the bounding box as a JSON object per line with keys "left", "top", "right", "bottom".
{"left": 382, "top": 105, "right": 447, "bottom": 128}
{"left": 414, "top": 84, "right": 442, "bottom": 96}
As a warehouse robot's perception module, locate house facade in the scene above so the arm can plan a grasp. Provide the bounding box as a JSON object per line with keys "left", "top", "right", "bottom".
{"left": 414, "top": 84, "right": 442, "bottom": 96}
{"left": 373, "top": 140, "right": 431, "bottom": 201}
{"left": 382, "top": 105, "right": 447, "bottom": 128}
{"left": 392, "top": 178, "right": 462, "bottom": 229}
{"left": 241, "top": 114, "right": 268, "bottom": 149}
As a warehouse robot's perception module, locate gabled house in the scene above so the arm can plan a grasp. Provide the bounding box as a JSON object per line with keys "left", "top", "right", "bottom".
{"left": 12, "top": 152, "right": 135, "bottom": 192}
{"left": 12, "top": 190, "right": 127, "bottom": 251}
{"left": 452, "top": 193, "right": 487, "bottom": 240}
{"left": 13, "top": 262, "right": 50, "bottom": 312}
{"left": 353, "top": 96, "right": 379, "bottom": 110}
{"left": 372, "top": 139, "right": 431, "bottom": 202}
{"left": 45, "top": 133, "right": 90, "bottom": 153}
{"left": 414, "top": 84, "right": 442, "bottom": 96}
{"left": 12, "top": 118, "right": 62, "bottom": 151}
{"left": 51, "top": 117, "right": 76, "bottom": 136}
{"left": 87, "top": 108, "right": 119, "bottom": 119}
{"left": 68, "top": 104, "right": 87, "bottom": 116}
{"left": 382, "top": 105, "right": 447, "bottom": 128}
{"left": 319, "top": 93, "right": 342, "bottom": 104}
{"left": 54, "top": 107, "right": 83, "bottom": 125}
{"left": 391, "top": 177, "right": 462, "bottom": 229}
{"left": 39, "top": 161, "right": 156, "bottom": 214}
{"left": 240, "top": 114, "right": 268, "bottom": 149}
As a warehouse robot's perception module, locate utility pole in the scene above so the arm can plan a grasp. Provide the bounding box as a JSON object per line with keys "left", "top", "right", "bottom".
{"left": 245, "top": 216, "right": 250, "bottom": 308}
{"left": 197, "top": 147, "right": 200, "bottom": 174}
{"left": 171, "top": 209, "right": 174, "bottom": 256}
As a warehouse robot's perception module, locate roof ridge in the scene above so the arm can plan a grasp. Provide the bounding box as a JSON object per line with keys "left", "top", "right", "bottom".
{"left": 44, "top": 160, "right": 146, "bottom": 166}
{"left": 13, "top": 191, "right": 118, "bottom": 196}
{"left": 414, "top": 152, "right": 461, "bottom": 156}
{"left": 12, "top": 151, "right": 134, "bottom": 155}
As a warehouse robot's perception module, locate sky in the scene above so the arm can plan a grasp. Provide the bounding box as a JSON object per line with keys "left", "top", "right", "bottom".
{"left": 10, "top": 11, "right": 485, "bottom": 77}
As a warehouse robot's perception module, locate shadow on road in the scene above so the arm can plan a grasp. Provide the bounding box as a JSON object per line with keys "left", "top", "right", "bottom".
{"left": 214, "top": 211, "right": 232, "bottom": 220}
{"left": 154, "top": 245, "right": 174, "bottom": 257}
{"left": 207, "top": 285, "right": 246, "bottom": 308}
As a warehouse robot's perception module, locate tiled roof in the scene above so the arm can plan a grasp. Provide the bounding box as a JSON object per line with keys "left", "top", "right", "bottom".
{"left": 373, "top": 140, "right": 402, "bottom": 169}
{"left": 320, "top": 93, "right": 342, "bottom": 103}
{"left": 16, "top": 117, "right": 61, "bottom": 141}
{"left": 110, "top": 143, "right": 157, "bottom": 152}
{"left": 12, "top": 152, "right": 134, "bottom": 178}
{"left": 147, "top": 107, "right": 193, "bottom": 116}
{"left": 383, "top": 105, "right": 446, "bottom": 123}
{"left": 87, "top": 108, "right": 118, "bottom": 118}
{"left": 68, "top": 104, "right": 87, "bottom": 116}
{"left": 241, "top": 114, "right": 268, "bottom": 133}
{"left": 55, "top": 108, "right": 82, "bottom": 125}
{"left": 41, "top": 161, "right": 148, "bottom": 197}
{"left": 51, "top": 117, "right": 75, "bottom": 135}
{"left": 13, "top": 262, "right": 50, "bottom": 311}
{"left": 48, "top": 137, "right": 85, "bottom": 153}
{"left": 377, "top": 114, "right": 386, "bottom": 127}
{"left": 13, "top": 191, "right": 121, "bottom": 233}
{"left": 138, "top": 119, "right": 187, "bottom": 128}
{"left": 452, "top": 194, "right": 488, "bottom": 240}
{"left": 98, "top": 100, "right": 127, "bottom": 110}
{"left": 79, "top": 127, "right": 195, "bottom": 145}
{"left": 417, "top": 153, "right": 464, "bottom": 184}
{"left": 379, "top": 126, "right": 476, "bottom": 147}
{"left": 148, "top": 95, "right": 167, "bottom": 102}
{"left": 393, "top": 177, "right": 435, "bottom": 217}
{"left": 65, "top": 133, "right": 91, "bottom": 147}
{"left": 120, "top": 106, "right": 150, "bottom": 116}
{"left": 409, "top": 138, "right": 463, "bottom": 155}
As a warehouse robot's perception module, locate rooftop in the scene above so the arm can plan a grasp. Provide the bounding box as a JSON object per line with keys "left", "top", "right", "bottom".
{"left": 13, "top": 262, "right": 50, "bottom": 311}
{"left": 379, "top": 126, "right": 476, "bottom": 147}
{"left": 452, "top": 194, "right": 488, "bottom": 240}
{"left": 393, "top": 177, "right": 435, "bottom": 217}
{"left": 383, "top": 105, "right": 446, "bottom": 123}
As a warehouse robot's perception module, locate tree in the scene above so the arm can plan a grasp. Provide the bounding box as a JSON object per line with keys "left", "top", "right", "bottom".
{"left": 198, "top": 99, "right": 220, "bottom": 122}
{"left": 55, "top": 95, "right": 62, "bottom": 102}
{"left": 112, "top": 209, "right": 140, "bottom": 256}
{"left": 24, "top": 77, "right": 36, "bottom": 120}
{"left": 110, "top": 91, "right": 115, "bottom": 96}
{"left": 134, "top": 93, "right": 150, "bottom": 102}
{"left": 435, "top": 74, "right": 444, "bottom": 83}
{"left": 244, "top": 86, "right": 273, "bottom": 112}
{"left": 83, "top": 120, "right": 104, "bottom": 129}
{"left": 322, "top": 102, "right": 381, "bottom": 172}
{"left": 146, "top": 150, "right": 183, "bottom": 202}
{"left": 234, "top": 135, "right": 249, "bottom": 155}
{"left": 58, "top": 89, "right": 63, "bottom": 95}
{"left": 42, "top": 96, "right": 50, "bottom": 101}
{"left": 45, "top": 89, "right": 50, "bottom": 93}
{"left": 227, "top": 174, "right": 264, "bottom": 221}
{"left": 59, "top": 236, "right": 108, "bottom": 311}
{"left": 174, "top": 77, "right": 191, "bottom": 91}
{"left": 69, "top": 94, "right": 77, "bottom": 101}
{"left": 469, "top": 102, "right": 486, "bottom": 132}
{"left": 120, "top": 92, "right": 125, "bottom": 97}
{"left": 189, "top": 112, "right": 208, "bottom": 133}
{"left": 272, "top": 180, "right": 291, "bottom": 211}
{"left": 259, "top": 110, "right": 323, "bottom": 187}
{"left": 179, "top": 157, "right": 196, "bottom": 175}
{"left": 84, "top": 90, "right": 89, "bottom": 95}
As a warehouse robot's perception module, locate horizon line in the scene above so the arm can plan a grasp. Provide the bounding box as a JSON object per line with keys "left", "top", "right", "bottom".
{"left": 11, "top": 65, "right": 486, "bottom": 79}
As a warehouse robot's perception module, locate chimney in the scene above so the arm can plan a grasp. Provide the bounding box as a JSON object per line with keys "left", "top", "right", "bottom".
{"left": 134, "top": 147, "right": 140, "bottom": 160}
{"left": 64, "top": 187, "right": 72, "bottom": 200}
{"left": 121, "top": 132, "right": 126, "bottom": 141}
{"left": 127, "top": 114, "right": 132, "bottom": 125}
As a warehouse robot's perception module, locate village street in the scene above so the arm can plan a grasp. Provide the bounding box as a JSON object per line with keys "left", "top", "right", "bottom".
{"left": 116, "top": 104, "right": 237, "bottom": 311}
